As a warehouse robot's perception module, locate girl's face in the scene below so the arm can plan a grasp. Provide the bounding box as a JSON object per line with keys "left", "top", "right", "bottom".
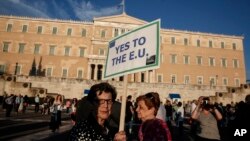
{"left": 136, "top": 100, "right": 156, "bottom": 122}
{"left": 96, "top": 91, "right": 113, "bottom": 121}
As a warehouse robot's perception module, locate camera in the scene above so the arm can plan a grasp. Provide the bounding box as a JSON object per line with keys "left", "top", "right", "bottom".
{"left": 202, "top": 97, "right": 210, "bottom": 106}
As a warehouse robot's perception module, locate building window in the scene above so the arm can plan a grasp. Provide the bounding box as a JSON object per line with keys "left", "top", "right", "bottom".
{"left": 222, "top": 78, "right": 228, "bottom": 86}
{"left": 46, "top": 67, "right": 52, "bottom": 77}
{"left": 209, "top": 57, "right": 215, "bottom": 66}
{"left": 197, "top": 39, "right": 200, "bottom": 47}
{"left": 34, "top": 44, "right": 40, "bottom": 54}
{"left": 183, "top": 55, "right": 189, "bottom": 64}
{"left": 210, "top": 77, "right": 216, "bottom": 86}
{"left": 235, "top": 78, "right": 240, "bottom": 87}
{"left": 64, "top": 46, "right": 70, "bottom": 56}
{"left": 67, "top": 28, "right": 72, "bottom": 36}
{"left": 81, "top": 29, "right": 86, "bottom": 37}
{"left": 160, "top": 53, "right": 164, "bottom": 63}
{"left": 221, "top": 58, "right": 227, "bottom": 68}
{"left": 114, "top": 28, "right": 119, "bottom": 37}
{"left": 18, "top": 43, "right": 25, "bottom": 53}
{"left": 62, "top": 68, "right": 68, "bottom": 78}
{"left": 79, "top": 48, "right": 85, "bottom": 57}
{"left": 22, "top": 25, "right": 28, "bottom": 33}
{"left": 171, "top": 75, "right": 176, "bottom": 83}
{"left": 0, "top": 65, "right": 6, "bottom": 75}
{"left": 3, "top": 42, "right": 9, "bottom": 52}
{"left": 99, "top": 48, "right": 105, "bottom": 56}
{"left": 209, "top": 40, "right": 213, "bottom": 48}
{"left": 184, "top": 75, "right": 190, "bottom": 84}
{"left": 157, "top": 74, "right": 163, "bottom": 83}
{"left": 170, "top": 54, "right": 177, "bottom": 64}
{"left": 77, "top": 69, "right": 83, "bottom": 78}
{"left": 232, "top": 43, "right": 237, "bottom": 50}
{"left": 233, "top": 59, "right": 239, "bottom": 68}
{"left": 52, "top": 27, "right": 57, "bottom": 35}
{"left": 49, "top": 45, "right": 55, "bottom": 55}
{"left": 221, "top": 42, "right": 225, "bottom": 49}
{"left": 184, "top": 38, "right": 188, "bottom": 46}
{"left": 101, "top": 30, "right": 106, "bottom": 38}
{"left": 171, "top": 37, "right": 175, "bottom": 44}
{"left": 141, "top": 72, "right": 145, "bottom": 82}
{"left": 197, "top": 76, "right": 203, "bottom": 85}
{"left": 97, "top": 65, "right": 103, "bottom": 80}
{"left": 121, "top": 28, "right": 125, "bottom": 34}
{"left": 196, "top": 56, "right": 202, "bottom": 65}
{"left": 16, "top": 65, "right": 21, "bottom": 75}
{"left": 37, "top": 26, "right": 42, "bottom": 34}
{"left": 119, "top": 76, "right": 124, "bottom": 81}
{"left": 7, "top": 24, "right": 12, "bottom": 32}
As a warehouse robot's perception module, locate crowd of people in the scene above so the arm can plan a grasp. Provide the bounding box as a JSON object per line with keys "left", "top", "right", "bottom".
{"left": 1, "top": 82, "right": 250, "bottom": 140}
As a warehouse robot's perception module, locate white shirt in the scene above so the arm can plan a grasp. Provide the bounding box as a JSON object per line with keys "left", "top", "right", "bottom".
{"left": 156, "top": 104, "right": 166, "bottom": 121}
{"left": 35, "top": 96, "right": 40, "bottom": 103}
{"left": 191, "top": 102, "right": 197, "bottom": 113}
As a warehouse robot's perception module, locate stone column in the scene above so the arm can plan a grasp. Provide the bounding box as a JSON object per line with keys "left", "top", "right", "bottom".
{"left": 94, "top": 64, "right": 98, "bottom": 80}
{"left": 145, "top": 71, "right": 149, "bottom": 83}
{"left": 87, "top": 64, "right": 91, "bottom": 79}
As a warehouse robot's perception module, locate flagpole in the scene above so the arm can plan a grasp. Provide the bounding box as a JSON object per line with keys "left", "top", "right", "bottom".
{"left": 122, "top": 0, "right": 125, "bottom": 14}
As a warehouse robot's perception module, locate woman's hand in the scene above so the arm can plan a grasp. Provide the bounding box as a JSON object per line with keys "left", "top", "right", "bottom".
{"left": 114, "top": 131, "right": 126, "bottom": 141}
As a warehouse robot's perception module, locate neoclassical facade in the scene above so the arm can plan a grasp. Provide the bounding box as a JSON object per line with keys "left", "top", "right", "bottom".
{"left": 0, "top": 13, "right": 247, "bottom": 101}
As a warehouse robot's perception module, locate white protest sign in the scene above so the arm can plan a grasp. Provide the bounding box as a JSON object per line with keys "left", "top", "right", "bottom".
{"left": 104, "top": 19, "right": 160, "bottom": 80}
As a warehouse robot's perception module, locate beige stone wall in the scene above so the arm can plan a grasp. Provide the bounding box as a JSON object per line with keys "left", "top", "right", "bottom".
{"left": 1, "top": 76, "right": 249, "bottom": 105}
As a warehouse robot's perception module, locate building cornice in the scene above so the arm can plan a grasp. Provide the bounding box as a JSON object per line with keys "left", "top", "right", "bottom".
{"left": 161, "top": 28, "right": 244, "bottom": 39}
{"left": 0, "top": 15, "right": 93, "bottom": 25}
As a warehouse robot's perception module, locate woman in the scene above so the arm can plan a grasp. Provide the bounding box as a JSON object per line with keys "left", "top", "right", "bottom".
{"left": 49, "top": 95, "right": 63, "bottom": 132}
{"left": 136, "top": 92, "right": 172, "bottom": 141}
{"left": 69, "top": 82, "right": 126, "bottom": 141}
{"left": 191, "top": 96, "right": 222, "bottom": 141}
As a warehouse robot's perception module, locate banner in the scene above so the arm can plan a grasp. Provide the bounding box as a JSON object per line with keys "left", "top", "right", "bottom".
{"left": 104, "top": 19, "right": 160, "bottom": 79}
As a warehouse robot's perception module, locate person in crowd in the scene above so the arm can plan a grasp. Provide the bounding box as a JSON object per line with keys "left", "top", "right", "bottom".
{"left": 5, "top": 94, "right": 14, "bottom": 117}
{"left": 176, "top": 101, "right": 184, "bottom": 136}
{"left": 34, "top": 95, "right": 40, "bottom": 113}
{"left": 191, "top": 96, "right": 222, "bottom": 141}
{"left": 191, "top": 99, "right": 198, "bottom": 113}
{"left": 172, "top": 100, "right": 178, "bottom": 121}
{"left": 66, "top": 99, "right": 71, "bottom": 113}
{"left": 49, "top": 95, "right": 63, "bottom": 132}
{"left": 184, "top": 101, "right": 192, "bottom": 117}
{"left": 156, "top": 101, "right": 166, "bottom": 121}
{"left": 2, "top": 92, "right": 8, "bottom": 110}
{"left": 70, "top": 98, "right": 78, "bottom": 125}
{"left": 125, "top": 95, "right": 134, "bottom": 123}
{"left": 227, "top": 94, "right": 250, "bottom": 140}
{"left": 136, "top": 92, "right": 172, "bottom": 141}
{"left": 165, "top": 99, "right": 173, "bottom": 133}
{"left": 69, "top": 82, "right": 126, "bottom": 141}
{"left": 23, "top": 95, "right": 29, "bottom": 113}
{"left": 18, "top": 95, "right": 24, "bottom": 113}
{"left": 14, "top": 94, "right": 21, "bottom": 114}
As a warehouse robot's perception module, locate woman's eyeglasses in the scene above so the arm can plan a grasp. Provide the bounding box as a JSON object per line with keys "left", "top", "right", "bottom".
{"left": 98, "top": 99, "right": 113, "bottom": 105}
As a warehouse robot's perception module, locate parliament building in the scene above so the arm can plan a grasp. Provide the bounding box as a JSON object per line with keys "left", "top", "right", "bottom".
{"left": 0, "top": 13, "right": 248, "bottom": 102}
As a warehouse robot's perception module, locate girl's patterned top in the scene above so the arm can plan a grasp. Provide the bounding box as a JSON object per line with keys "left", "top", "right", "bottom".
{"left": 139, "top": 118, "right": 172, "bottom": 141}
